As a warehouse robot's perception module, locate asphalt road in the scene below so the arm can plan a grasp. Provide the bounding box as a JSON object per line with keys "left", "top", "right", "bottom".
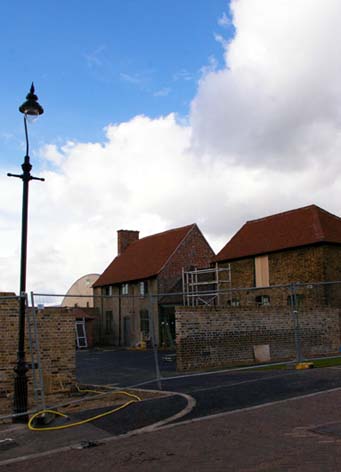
{"left": 2, "top": 353, "right": 341, "bottom": 470}
{"left": 77, "top": 349, "right": 341, "bottom": 421}
{"left": 76, "top": 348, "right": 176, "bottom": 387}
{"left": 157, "top": 367, "right": 341, "bottom": 420}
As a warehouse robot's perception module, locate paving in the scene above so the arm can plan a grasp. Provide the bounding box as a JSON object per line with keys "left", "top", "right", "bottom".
{"left": 3, "top": 351, "right": 341, "bottom": 470}
{"left": 0, "top": 393, "right": 188, "bottom": 463}
{"left": 3, "top": 384, "right": 341, "bottom": 470}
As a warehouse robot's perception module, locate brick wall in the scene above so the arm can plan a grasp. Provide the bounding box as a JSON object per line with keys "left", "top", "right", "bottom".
{"left": 324, "top": 245, "right": 341, "bottom": 307}
{"left": 176, "top": 305, "right": 340, "bottom": 371}
{"left": 220, "top": 246, "right": 325, "bottom": 288}
{"left": 323, "top": 245, "right": 341, "bottom": 281}
{"left": 218, "top": 244, "right": 341, "bottom": 307}
{"left": 0, "top": 294, "right": 76, "bottom": 417}
{"left": 159, "top": 225, "right": 215, "bottom": 295}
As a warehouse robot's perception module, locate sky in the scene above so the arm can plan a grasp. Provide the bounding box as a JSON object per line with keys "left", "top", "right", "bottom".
{"left": 0, "top": 0, "right": 340, "bottom": 295}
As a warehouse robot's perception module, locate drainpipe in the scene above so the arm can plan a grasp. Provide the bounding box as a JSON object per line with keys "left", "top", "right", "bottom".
{"left": 118, "top": 291, "right": 121, "bottom": 346}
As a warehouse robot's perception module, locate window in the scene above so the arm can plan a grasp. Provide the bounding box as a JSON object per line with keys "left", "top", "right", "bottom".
{"left": 121, "top": 283, "right": 129, "bottom": 295}
{"left": 139, "top": 280, "right": 148, "bottom": 297}
{"left": 104, "top": 286, "right": 112, "bottom": 296}
{"left": 140, "top": 310, "right": 150, "bottom": 337}
{"left": 227, "top": 298, "right": 240, "bottom": 307}
{"left": 255, "top": 295, "right": 270, "bottom": 306}
{"left": 105, "top": 310, "right": 113, "bottom": 334}
{"left": 255, "top": 255, "right": 269, "bottom": 287}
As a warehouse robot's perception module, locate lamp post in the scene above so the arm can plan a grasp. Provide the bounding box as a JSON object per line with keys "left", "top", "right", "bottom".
{"left": 8, "top": 84, "right": 44, "bottom": 422}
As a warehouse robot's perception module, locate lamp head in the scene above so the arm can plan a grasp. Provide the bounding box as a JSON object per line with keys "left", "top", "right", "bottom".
{"left": 19, "top": 83, "right": 44, "bottom": 117}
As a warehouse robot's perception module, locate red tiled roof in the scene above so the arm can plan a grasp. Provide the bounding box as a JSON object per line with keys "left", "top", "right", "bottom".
{"left": 94, "top": 224, "right": 196, "bottom": 287}
{"left": 215, "top": 205, "right": 341, "bottom": 262}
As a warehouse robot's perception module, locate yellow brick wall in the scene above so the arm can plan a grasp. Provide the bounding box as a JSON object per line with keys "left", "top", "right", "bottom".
{"left": 0, "top": 293, "right": 76, "bottom": 418}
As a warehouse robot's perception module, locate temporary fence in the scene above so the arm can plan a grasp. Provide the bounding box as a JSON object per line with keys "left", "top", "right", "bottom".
{"left": 1, "top": 281, "right": 341, "bottom": 420}
{"left": 33, "top": 280, "right": 341, "bottom": 382}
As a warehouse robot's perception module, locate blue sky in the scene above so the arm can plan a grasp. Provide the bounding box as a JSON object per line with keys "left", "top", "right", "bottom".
{"left": 1, "top": 0, "right": 233, "bottom": 169}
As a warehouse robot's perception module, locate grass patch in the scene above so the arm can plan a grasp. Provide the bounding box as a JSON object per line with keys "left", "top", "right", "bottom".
{"left": 253, "top": 363, "right": 289, "bottom": 371}
{"left": 253, "top": 357, "right": 341, "bottom": 371}
{"left": 172, "top": 356, "right": 341, "bottom": 376}
{"left": 311, "top": 357, "right": 341, "bottom": 368}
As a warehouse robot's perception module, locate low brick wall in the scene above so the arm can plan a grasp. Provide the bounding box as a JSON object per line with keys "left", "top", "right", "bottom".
{"left": 176, "top": 306, "right": 340, "bottom": 371}
{"left": 0, "top": 293, "right": 76, "bottom": 418}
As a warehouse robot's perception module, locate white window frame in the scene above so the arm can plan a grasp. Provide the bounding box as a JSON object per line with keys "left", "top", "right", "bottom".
{"left": 121, "top": 283, "right": 129, "bottom": 295}
{"left": 139, "top": 280, "right": 148, "bottom": 297}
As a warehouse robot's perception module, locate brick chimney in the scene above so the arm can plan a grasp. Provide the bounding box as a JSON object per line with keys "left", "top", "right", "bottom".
{"left": 117, "top": 230, "right": 139, "bottom": 255}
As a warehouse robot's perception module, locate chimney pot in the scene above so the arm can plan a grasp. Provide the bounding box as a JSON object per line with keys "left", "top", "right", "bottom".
{"left": 117, "top": 230, "right": 139, "bottom": 255}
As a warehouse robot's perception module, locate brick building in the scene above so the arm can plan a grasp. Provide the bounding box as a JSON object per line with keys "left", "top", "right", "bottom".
{"left": 93, "top": 224, "right": 214, "bottom": 346}
{"left": 215, "top": 205, "right": 341, "bottom": 307}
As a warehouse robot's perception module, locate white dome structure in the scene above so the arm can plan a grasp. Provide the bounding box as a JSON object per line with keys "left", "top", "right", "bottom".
{"left": 61, "top": 273, "right": 100, "bottom": 308}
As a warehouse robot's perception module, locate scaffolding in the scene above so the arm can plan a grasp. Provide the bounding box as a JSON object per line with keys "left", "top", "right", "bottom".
{"left": 182, "top": 263, "right": 231, "bottom": 306}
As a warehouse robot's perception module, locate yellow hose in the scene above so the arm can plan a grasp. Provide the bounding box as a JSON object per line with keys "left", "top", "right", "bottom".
{"left": 28, "top": 386, "right": 141, "bottom": 432}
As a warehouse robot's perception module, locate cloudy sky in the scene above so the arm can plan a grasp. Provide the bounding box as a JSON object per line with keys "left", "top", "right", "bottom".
{"left": 1, "top": 0, "right": 340, "bottom": 295}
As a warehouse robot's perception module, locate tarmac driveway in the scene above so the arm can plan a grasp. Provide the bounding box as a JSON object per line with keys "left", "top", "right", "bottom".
{"left": 76, "top": 349, "right": 341, "bottom": 420}
{"left": 76, "top": 348, "right": 176, "bottom": 387}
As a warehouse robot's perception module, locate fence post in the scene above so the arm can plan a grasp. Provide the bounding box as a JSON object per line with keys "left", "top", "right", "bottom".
{"left": 29, "top": 292, "right": 46, "bottom": 411}
{"left": 149, "top": 293, "right": 162, "bottom": 390}
{"left": 290, "top": 283, "right": 303, "bottom": 363}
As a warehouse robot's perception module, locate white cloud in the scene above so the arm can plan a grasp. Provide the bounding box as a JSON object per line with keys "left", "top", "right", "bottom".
{"left": 84, "top": 45, "right": 106, "bottom": 68}
{"left": 119, "top": 72, "right": 142, "bottom": 85}
{"left": 119, "top": 70, "right": 153, "bottom": 89}
{"left": 214, "top": 33, "right": 228, "bottom": 48}
{"left": 154, "top": 87, "right": 171, "bottom": 97}
{"left": 40, "top": 144, "right": 65, "bottom": 166}
{"left": 191, "top": 0, "right": 341, "bottom": 171}
{"left": 218, "top": 12, "right": 231, "bottom": 28}
{"left": 172, "top": 69, "right": 193, "bottom": 82}
{"left": 1, "top": 0, "right": 341, "bottom": 295}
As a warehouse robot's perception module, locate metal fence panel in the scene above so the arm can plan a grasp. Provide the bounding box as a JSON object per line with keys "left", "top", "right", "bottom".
{"left": 1, "top": 282, "right": 340, "bottom": 421}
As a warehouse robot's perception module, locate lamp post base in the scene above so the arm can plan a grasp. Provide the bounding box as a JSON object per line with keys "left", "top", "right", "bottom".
{"left": 13, "top": 360, "right": 29, "bottom": 423}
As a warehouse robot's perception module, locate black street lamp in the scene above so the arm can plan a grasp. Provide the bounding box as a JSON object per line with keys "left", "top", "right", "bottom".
{"left": 8, "top": 84, "right": 44, "bottom": 422}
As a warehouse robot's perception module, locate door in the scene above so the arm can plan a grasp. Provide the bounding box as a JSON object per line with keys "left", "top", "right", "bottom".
{"left": 159, "top": 306, "right": 175, "bottom": 348}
